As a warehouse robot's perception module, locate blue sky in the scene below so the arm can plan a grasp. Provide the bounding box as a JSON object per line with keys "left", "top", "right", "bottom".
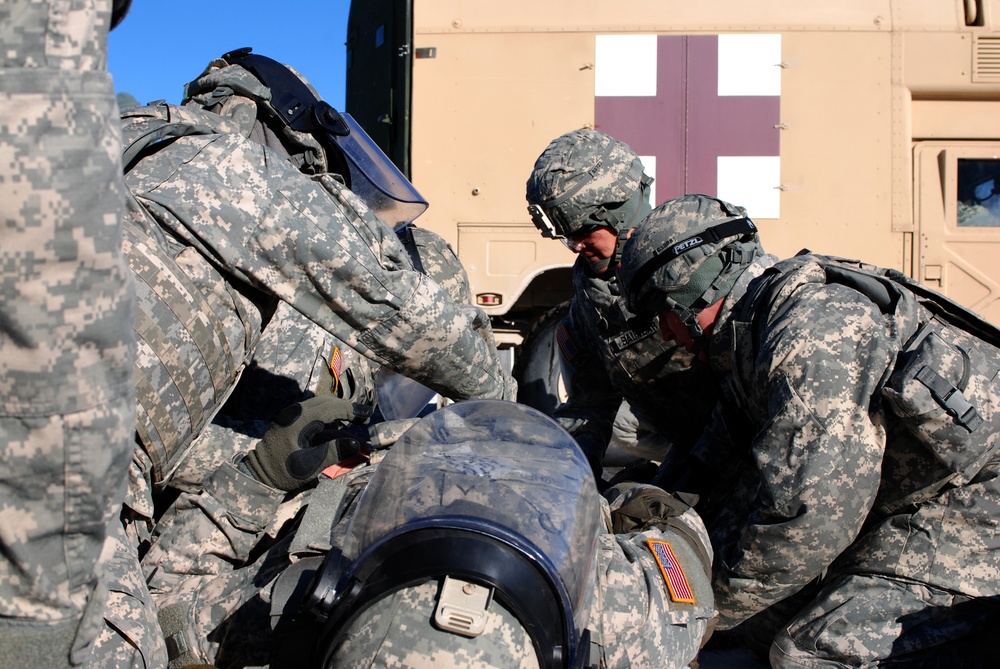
{"left": 108, "top": 1, "right": 351, "bottom": 109}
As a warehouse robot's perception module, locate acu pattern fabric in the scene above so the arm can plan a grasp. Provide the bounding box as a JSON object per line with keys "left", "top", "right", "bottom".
{"left": 0, "top": 1, "right": 135, "bottom": 667}
{"left": 215, "top": 223, "right": 466, "bottom": 436}
{"left": 674, "top": 250, "right": 1000, "bottom": 666}
{"left": 121, "top": 98, "right": 512, "bottom": 489}
{"left": 555, "top": 262, "right": 718, "bottom": 472}
{"left": 120, "top": 54, "right": 513, "bottom": 490}
{"left": 136, "top": 407, "right": 715, "bottom": 669}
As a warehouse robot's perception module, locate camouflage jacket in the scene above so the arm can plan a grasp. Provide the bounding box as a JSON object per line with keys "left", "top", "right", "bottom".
{"left": 697, "top": 253, "right": 1000, "bottom": 627}
{"left": 120, "top": 102, "right": 513, "bottom": 487}
{"left": 554, "top": 259, "right": 717, "bottom": 462}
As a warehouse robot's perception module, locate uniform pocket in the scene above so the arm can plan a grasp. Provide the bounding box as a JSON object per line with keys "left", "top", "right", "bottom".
{"left": 882, "top": 320, "right": 1000, "bottom": 482}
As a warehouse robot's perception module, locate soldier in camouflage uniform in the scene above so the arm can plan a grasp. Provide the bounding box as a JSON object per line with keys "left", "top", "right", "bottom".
{"left": 0, "top": 2, "right": 136, "bottom": 667}
{"left": 141, "top": 400, "right": 716, "bottom": 669}
{"left": 618, "top": 193, "right": 1000, "bottom": 666}
{"left": 121, "top": 49, "right": 514, "bottom": 494}
{"left": 525, "top": 129, "right": 716, "bottom": 484}
{"left": 91, "top": 50, "right": 514, "bottom": 668}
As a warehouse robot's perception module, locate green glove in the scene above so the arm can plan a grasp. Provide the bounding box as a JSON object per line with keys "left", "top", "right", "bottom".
{"left": 242, "top": 395, "right": 372, "bottom": 491}
{"left": 608, "top": 484, "right": 693, "bottom": 534}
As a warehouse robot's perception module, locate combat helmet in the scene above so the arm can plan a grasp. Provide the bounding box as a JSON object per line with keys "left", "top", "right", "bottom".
{"left": 183, "top": 48, "right": 428, "bottom": 229}
{"left": 619, "top": 194, "right": 761, "bottom": 338}
{"left": 526, "top": 129, "right": 653, "bottom": 272}
{"left": 305, "top": 400, "right": 603, "bottom": 669}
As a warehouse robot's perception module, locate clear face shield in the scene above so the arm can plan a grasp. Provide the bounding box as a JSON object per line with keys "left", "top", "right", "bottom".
{"left": 330, "top": 112, "right": 429, "bottom": 229}
{"left": 307, "top": 400, "right": 603, "bottom": 669}
{"left": 372, "top": 367, "right": 437, "bottom": 421}
{"left": 224, "top": 49, "right": 429, "bottom": 230}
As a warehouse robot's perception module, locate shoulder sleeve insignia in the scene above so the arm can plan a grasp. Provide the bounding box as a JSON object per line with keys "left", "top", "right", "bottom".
{"left": 329, "top": 345, "right": 343, "bottom": 394}
{"left": 647, "top": 539, "right": 696, "bottom": 604}
{"left": 555, "top": 322, "right": 580, "bottom": 363}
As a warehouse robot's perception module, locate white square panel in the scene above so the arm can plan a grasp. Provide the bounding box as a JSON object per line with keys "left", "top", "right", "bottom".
{"left": 718, "top": 34, "right": 781, "bottom": 97}
{"left": 595, "top": 34, "right": 658, "bottom": 97}
{"left": 717, "top": 156, "right": 781, "bottom": 219}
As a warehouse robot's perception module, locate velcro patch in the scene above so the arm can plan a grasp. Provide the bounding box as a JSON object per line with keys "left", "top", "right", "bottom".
{"left": 647, "top": 539, "right": 696, "bottom": 604}
{"left": 610, "top": 322, "right": 658, "bottom": 352}
{"left": 555, "top": 322, "right": 580, "bottom": 363}
{"left": 329, "top": 345, "right": 343, "bottom": 394}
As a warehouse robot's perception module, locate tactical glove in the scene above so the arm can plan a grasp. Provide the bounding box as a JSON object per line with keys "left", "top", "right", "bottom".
{"left": 242, "top": 395, "right": 372, "bottom": 491}
{"left": 608, "top": 484, "right": 694, "bottom": 534}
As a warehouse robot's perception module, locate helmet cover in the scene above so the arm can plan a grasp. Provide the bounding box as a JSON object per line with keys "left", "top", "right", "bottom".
{"left": 526, "top": 129, "right": 650, "bottom": 239}
{"left": 620, "top": 194, "right": 760, "bottom": 321}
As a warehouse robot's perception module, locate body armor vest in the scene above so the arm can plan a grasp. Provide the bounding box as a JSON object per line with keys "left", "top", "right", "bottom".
{"left": 121, "top": 104, "right": 265, "bottom": 486}
{"left": 731, "top": 253, "right": 1000, "bottom": 497}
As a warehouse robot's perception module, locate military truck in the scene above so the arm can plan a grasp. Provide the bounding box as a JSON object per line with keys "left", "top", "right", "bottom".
{"left": 346, "top": 0, "right": 1000, "bottom": 402}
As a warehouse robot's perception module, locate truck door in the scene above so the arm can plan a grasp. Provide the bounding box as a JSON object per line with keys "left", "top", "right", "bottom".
{"left": 346, "top": 0, "right": 413, "bottom": 174}
{"left": 914, "top": 141, "right": 1000, "bottom": 325}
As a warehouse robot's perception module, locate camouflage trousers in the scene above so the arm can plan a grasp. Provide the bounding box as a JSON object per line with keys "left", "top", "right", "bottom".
{"left": 771, "top": 457, "right": 1000, "bottom": 667}
{"left": 771, "top": 574, "right": 1000, "bottom": 668}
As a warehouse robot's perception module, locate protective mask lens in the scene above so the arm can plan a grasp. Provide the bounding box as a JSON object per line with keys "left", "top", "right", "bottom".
{"left": 562, "top": 225, "right": 602, "bottom": 252}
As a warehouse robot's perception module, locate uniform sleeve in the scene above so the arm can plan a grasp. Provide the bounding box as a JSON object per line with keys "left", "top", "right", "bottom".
{"left": 592, "top": 505, "right": 715, "bottom": 668}
{"left": 712, "top": 283, "right": 893, "bottom": 627}
{"left": 125, "top": 134, "right": 513, "bottom": 402}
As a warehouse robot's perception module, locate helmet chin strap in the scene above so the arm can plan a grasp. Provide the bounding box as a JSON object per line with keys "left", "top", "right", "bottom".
{"left": 587, "top": 254, "right": 614, "bottom": 273}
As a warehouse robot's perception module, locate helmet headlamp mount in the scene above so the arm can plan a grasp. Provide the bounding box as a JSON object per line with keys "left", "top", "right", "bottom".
{"left": 625, "top": 216, "right": 758, "bottom": 328}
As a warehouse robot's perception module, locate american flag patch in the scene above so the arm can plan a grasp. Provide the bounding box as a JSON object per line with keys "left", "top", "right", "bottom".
{"left": 329, "top": 345, "right": 343, "bottom": 394}
{"left": 555, "top": 322, "right": 579, "bottom": 363}
{"left": 647, "top": 539, "right": 696, "bottom": 604}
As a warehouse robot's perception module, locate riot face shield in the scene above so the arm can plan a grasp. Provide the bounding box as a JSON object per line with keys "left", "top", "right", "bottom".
{"left": 306, "top": 400, "right": 603, "bottom": 669}
{"left": 222, "top": 48, "right": 428, "bottom": 229}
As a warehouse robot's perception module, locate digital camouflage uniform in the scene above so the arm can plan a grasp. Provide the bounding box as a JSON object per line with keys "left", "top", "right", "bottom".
{"left": 0, "top": 2, "right": 135, "bottom": 667}
{"left": 219, "top": 224, "right": 467, "bottom": 431}
{"left": 137, "top": 402, "right": 716, "bottom": 669}
{"left": 557, "top": 266, "right": 718, "bottom": 469}
{"left": 121, "top": 94, "right": 512, "bottom": 491}
{"left": 92, "top": 55, "right": 512, "bottom": 669}
{"left": 620, "top": 195, "right": 1000, "bottom": 666}
{"left": 525, "top": 129, "right": 716, "bottom": 476}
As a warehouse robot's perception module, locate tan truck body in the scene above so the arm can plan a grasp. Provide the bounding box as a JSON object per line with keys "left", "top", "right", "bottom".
{"left": 347, "top": 1, "right": 1000, "bottom": 345}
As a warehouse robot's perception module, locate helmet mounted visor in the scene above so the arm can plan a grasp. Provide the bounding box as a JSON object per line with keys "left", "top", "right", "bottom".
{"left": 306, "top": 400, "right": 603, "bottom": 669}
{"left": 223, "top": 48, "right": 428, "bottom": 229}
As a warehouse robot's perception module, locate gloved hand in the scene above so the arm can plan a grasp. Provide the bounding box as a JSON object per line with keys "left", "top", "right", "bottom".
{"left": 607, "top": 483, "right": 694, "bottom": 534}
{"left": 241, "top": 395, "right": 373, "bottom": 491}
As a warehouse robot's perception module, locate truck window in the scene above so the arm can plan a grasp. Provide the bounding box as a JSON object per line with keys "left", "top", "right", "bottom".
{"left": 958, "top": 158, "right": 1000, "bottom": 227}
